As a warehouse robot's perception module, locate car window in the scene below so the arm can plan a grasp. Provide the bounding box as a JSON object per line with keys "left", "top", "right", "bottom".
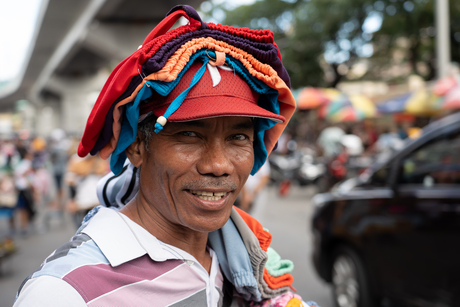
{"left": 369, "top": 164, "right": 390, "bottom": 187}
{"left": 398, "top": 131, "right": 460, "bottom": 186}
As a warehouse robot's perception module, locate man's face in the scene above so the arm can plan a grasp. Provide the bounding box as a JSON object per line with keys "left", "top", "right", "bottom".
{"left": 138, "top": 116, "right": 254, "bottom": 233}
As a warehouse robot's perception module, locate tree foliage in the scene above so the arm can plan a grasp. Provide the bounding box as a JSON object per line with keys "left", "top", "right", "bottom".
{"left": 206, "top": 0, "right": 460, "bottom": 88}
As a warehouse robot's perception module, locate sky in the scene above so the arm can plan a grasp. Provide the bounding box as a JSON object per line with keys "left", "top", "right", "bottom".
{"left": 0, "top": 0, "right": 43, "bottom": 83}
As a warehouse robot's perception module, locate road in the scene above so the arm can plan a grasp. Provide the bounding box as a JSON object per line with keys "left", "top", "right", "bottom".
{"left": 0, "top": 185, "right": 333, "bottom": 307}
{"left": 252, "top": 185, "right": 334, "bottom": 306}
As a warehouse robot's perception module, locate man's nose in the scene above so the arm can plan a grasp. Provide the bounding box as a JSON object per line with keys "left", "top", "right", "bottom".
{"left": 197, "top": 141, "right": 234, "bottom": 177}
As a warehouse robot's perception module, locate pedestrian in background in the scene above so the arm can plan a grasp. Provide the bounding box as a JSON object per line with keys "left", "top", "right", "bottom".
{"left": 12, "top": 148, "right": 35, "bottom": 236}
{"left": 65, "top": 154, "right": 109, "bottom": 228}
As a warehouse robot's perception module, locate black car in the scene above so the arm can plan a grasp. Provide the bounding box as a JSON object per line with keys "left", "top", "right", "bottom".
{"left": 311, "top": 113, "right": 460, "bottom": 307}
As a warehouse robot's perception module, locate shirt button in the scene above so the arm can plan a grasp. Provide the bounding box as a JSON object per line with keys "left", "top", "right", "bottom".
{"left": 186, "top": 260, "right": 194, "bottom": 266}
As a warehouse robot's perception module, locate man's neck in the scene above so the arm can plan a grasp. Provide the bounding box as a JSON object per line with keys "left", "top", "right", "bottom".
{"left": 120, "top": 195, "right": 212, "bottom": 273}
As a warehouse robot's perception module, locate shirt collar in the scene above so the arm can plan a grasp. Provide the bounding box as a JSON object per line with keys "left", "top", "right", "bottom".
{"left": 81, "top": 207, "right": 197, "bottom": 266}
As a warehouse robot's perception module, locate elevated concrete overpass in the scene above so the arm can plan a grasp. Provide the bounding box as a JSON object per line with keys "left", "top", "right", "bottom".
{"left": 0, "top": 0, "right": 203, "bottom": 135}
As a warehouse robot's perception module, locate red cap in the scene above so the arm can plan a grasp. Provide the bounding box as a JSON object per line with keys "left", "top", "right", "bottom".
{"left": 139, "top": 62, "right": 285, "bottom": 123}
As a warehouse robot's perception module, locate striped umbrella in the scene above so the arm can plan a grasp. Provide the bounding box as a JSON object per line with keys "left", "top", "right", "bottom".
{"left": 376, "top": 90, "right": 433, "bottom": 115}
{"left": 320, "top": 94, "right": 376, "bottom": 122}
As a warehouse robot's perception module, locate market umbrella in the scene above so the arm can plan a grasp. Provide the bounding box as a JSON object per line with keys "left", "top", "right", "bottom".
{"left": 440, "top": 85, "right": 460, "bottom": 109}
{"left": 433, "top": 75, "right": 458, "bottom": 96}
{"left": 429, "top": 75, "right": 460, "bottom": 111}
{"left": 296, "top": 87, "right": 341, "bottom": 109}
{"left": 320, "top": 94, "right": 376, "bottom": 122}
{"left": 376, "top": 90, "right": 432, "bottom": 115}
{"left": 376, "top": 92, "right": 412, "bottom": 113}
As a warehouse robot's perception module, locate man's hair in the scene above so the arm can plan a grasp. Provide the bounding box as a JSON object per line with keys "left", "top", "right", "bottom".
{"left": 137, "top": 114, "right": 157, "bottom": 152}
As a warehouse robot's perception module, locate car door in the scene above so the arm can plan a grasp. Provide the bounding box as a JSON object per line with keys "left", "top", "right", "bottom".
{"left": 378, "top": 129, "right": 460, "bottom": 305}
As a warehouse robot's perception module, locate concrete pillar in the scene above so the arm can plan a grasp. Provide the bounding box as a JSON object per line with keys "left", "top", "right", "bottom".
{"left": 39, "top": 68, "right": 109, "bottom": 136}
{"left": 35, "top": 99, "right": 61, "bottom": 137}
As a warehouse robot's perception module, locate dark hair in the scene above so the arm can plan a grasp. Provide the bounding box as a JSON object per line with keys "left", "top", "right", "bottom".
{"left": 137, "top": 114, "right": 157, "bottom": 152}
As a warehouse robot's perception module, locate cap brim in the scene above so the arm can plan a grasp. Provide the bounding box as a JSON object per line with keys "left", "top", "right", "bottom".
{"left": 151, "top": 96, "right": 285, "bottom": 123}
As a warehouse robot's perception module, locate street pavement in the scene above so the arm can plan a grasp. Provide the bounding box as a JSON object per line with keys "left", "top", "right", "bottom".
{"left": 0, "top": 185, "right": 333, "bottom": 307}
{"left": 252, "top": 185, "right": 334, "bottom": 306}
{"left": 0, "top": 214, "right": 76, "bottom": 307}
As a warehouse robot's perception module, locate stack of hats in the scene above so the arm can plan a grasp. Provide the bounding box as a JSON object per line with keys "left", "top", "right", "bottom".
{"left": 77, "top": 4, "right": 296, "bottom": 176}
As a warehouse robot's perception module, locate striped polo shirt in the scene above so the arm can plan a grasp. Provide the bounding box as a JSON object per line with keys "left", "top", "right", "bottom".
{"left": 14, "top": 207, "right": 224, "bottom": 306}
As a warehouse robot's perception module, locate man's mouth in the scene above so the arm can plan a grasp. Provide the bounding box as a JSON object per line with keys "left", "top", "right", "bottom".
{"left": 189, "top": 190, "right": 228, "bottom": 201}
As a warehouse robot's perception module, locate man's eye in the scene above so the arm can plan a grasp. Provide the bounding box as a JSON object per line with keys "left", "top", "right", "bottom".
{"left": 230, "top": 134, "right": 249, "bottom": 141}
{"left": 180, "top": 131, "right": 197, "bottom": 137}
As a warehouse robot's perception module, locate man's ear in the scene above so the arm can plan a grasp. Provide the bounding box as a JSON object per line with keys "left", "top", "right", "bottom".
{"left": 125, "top": 133, "right": 144, "bottom": 168}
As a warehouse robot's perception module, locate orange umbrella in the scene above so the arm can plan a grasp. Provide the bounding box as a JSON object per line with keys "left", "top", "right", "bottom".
{"left": 296, "top": 87, "right": 331, "bottom": 109}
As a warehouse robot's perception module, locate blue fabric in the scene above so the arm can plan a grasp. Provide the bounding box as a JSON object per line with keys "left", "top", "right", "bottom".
{"left": 208, "top": 217, "right": 262, "bottom": 302}
{"left": 110, "top": 49, "right": 281, "bottom": 175}
{"left": 154, "top": 62, "right": 208, "bottom": 133}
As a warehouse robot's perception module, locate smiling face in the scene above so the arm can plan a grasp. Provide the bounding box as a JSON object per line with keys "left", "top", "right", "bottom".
{"left": 132, "top": 116, "right": 254, "bottom": 234}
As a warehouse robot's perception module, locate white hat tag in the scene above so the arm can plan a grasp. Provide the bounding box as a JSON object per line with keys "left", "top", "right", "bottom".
{"left": 207, "top": 51, "right": 233, "bottom": 87}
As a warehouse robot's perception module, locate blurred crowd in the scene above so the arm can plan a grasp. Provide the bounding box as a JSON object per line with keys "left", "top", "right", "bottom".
{"left": 0, "top": 130, "right": 110, "bottom": 259}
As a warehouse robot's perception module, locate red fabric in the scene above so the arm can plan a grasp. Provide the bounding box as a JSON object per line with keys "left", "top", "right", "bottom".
{"left": 207, "top": 23, "right": 274, "bottom": 43}
{"left": 233, "top": 207, "right": 272, "bottom": 252}
{"left": 263, "top": 268, "right": 294, "bottom": 289}
{"left": 141, "top": 11, "right": 201, "bottom": 47}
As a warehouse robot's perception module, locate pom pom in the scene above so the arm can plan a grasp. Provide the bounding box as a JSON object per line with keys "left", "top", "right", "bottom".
{"left": 157, "top": 116, "right": 167, "bottom": 126}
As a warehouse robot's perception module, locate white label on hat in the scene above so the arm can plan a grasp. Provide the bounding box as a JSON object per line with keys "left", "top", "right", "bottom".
{"left": 207, "top": 63, "right": 234, "bottom": 87}
{"left": 207, "top": 63, "right": 221, "bottom": 87}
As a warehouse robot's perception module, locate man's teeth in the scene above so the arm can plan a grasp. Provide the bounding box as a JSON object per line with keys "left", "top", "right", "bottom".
{"left": 190, "top": 190, "right": 227, "bottom": 200}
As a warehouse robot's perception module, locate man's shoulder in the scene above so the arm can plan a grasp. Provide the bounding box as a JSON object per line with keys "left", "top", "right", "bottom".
{"left": 28, "top": 233, "right": 107, "bottom": 281}
{"left": 16, "top": 232, "right": 106, "bottom": 299}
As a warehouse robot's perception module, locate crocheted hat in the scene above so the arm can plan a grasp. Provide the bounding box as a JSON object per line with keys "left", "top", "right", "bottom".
{"left": 78, "top": 5, "right": 296, "bottom": 175}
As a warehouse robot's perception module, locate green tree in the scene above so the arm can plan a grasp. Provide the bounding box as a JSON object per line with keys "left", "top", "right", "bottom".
{"left": 204, "top": 0, "right": 460, "bottom": 88}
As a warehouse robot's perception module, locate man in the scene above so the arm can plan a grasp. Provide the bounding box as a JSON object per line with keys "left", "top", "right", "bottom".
{"left": 14, "top": 5, "right": 317, "bottom": 306}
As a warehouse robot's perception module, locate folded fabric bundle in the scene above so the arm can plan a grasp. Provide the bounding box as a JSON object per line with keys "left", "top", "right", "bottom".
{"left": 266, "top": 247, "right": 294, "bottom": 277}
{"left": 233, "top": 207, "right": 297, "bottom": 292}
{"left": 231, "top": 209, "right": 291, "bottom": 298}
{"left": 263, "top": 268, "right": 294, "bottom": 289}
{"left": 234, "top": 207, "right": 272, "bottom": 252}
{"left": 141, "top": 28, "right": 290, "bottom": 86}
